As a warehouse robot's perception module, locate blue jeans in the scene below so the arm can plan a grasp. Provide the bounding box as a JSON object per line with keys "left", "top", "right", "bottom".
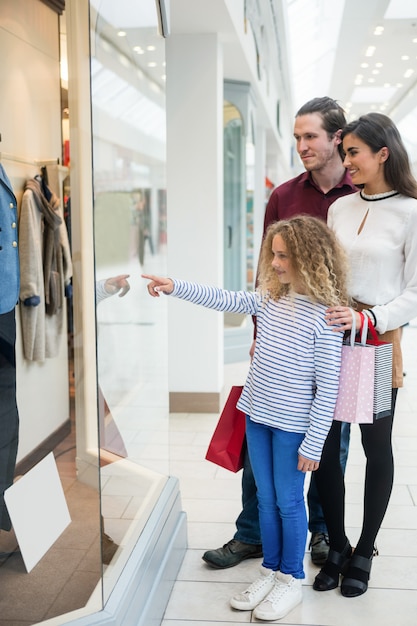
{"left": 234, "top": 423, "right": 350, "bottom": 542}
{"left": 245, "top": 417, "right": 306, "bottom": 579}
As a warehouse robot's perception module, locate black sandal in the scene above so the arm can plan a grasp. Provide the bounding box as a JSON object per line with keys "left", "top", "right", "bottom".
{"left": 341, "top": 553, "right": 373, "bottom": 597}
{"left": 313, "top": 540, "right": 352, "bottom": 592}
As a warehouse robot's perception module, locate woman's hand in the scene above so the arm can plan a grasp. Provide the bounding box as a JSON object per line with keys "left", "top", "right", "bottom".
{"left": 142, "top": 274, "right": 174, "bottom": 297}
{"left": 298, "top": 455, "right": 319, "bottom": 473}
{"left": 325, "top": 306, "right": 361, "bottom": 332}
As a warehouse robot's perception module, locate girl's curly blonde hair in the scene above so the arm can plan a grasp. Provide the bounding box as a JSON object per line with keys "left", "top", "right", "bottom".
{"left": 257, "top": 215, "right": 350, "bottom": 306}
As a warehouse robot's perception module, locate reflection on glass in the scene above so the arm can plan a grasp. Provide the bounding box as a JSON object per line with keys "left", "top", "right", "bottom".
{"left": 90, "top": 0, "right": 168, "bottom": 602}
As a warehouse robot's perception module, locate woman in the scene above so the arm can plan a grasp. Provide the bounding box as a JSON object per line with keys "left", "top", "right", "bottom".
{"left": 314, "top": 112, "right": 417, "bottom": 598}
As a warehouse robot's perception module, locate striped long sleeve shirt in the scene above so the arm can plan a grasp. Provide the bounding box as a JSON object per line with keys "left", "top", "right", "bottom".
{"left": 171, "top": 279, "right": 343, "bottom": 462}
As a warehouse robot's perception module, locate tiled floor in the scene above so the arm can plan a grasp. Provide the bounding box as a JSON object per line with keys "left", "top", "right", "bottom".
{"left": 162, "top": 323, "right": 417, "bottom": 625}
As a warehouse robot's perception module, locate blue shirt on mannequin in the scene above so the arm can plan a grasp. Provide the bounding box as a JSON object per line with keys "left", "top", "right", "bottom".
{"left": 0, "top": 163, "right": 19, "bottom": 314}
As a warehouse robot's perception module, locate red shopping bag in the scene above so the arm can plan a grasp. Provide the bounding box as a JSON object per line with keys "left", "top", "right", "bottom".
{"left": 205, "top": 386, "right": 246, "bottom": 472}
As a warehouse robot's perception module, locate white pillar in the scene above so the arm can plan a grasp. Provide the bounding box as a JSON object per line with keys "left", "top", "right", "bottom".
{"left": 166, "top": 33, "right": 224, "bottom": 412}
{"left": 253, "top": 125, "right": 266, "bottom": 272}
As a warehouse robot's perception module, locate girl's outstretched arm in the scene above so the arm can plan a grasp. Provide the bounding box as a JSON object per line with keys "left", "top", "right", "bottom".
{"left": 142, "top": 274, "right": 174, "bottom": 297}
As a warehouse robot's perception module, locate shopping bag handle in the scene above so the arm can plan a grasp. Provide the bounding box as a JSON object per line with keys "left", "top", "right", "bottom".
{"left": 348, "top": 308, "right": 379, "bottom": 347}
{"left": 348, "top": 308, "right": 368, "bottom": 348}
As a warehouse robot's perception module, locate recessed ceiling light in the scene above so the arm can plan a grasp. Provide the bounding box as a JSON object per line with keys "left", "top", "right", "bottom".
{"left": 372, "top": 70, "right": 379, "bottom": 75}
{"left": 147, "top": 45, "right": 156, "bottom": 51}
{"left": 401, "top": 55, "right": 410, "bottom": 60}
{"left": 375, "top": 62, "right": 383, "bottom": 68}
{"left": 361, "top": 63, "right": 369, "bottom": 68}
{"left": 118, "top": 54, "right": 130, "bottom": 67}
{"left": 148, "top": 62, "right": 157, "bottom": 68}
{"left": 117, "top": 31, "right": 126, "bottom": 37}
{"left": 366, "top": 46, "right": 376, "bottom": 57}
{"left": 404, "top": 68, "right": 414, "bottom": 78}
{"left": 134, "top": 46, "right": 144, "bottom": 54}
{"left": 374, "top": 26, "right": 384, "bottom": 35}
{"left": 368, "top": 77, "right": 376, "bottom": 83}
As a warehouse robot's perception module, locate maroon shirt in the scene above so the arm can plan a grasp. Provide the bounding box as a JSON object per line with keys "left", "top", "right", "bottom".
{"left": 263, "top": 169, "right": 356, "bottom": 232}
{"left": 252, "top": 168, "right": 356, "bottom": 337}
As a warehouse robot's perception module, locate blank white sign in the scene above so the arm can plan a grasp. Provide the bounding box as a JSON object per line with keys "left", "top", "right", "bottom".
{"left": 4, "top": 451, "right": 71, "bottom": 572}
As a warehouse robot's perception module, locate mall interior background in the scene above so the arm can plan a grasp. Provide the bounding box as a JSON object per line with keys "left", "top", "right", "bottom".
{"left": 0, "top": 0, "right": 416, "bottom": 624}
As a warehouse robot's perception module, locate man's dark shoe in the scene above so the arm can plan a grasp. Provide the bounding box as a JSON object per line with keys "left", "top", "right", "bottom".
{"left": 310, "top": 532, "right": 330, "bottom": 566}
{"left": 202, "top": 538, "right": 263, "bottom": 569}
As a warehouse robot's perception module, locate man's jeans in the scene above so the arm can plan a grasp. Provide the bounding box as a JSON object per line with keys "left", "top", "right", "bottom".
{"left": 234, "top": 423, "right": 351, "bottom": 543}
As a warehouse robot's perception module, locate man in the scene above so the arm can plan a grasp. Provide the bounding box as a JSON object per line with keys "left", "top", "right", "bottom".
{"left": 203, "top": 97, "right": 356, "bottom": 569}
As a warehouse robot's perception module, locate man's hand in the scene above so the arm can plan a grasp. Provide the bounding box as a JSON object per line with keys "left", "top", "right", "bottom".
{"left": 142, "top": 274, "right": 174, "bottom": 297}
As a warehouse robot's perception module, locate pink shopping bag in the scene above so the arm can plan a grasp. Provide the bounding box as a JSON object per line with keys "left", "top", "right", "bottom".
{"left": 334, "top": 311, "right": 375, "bottom": 424}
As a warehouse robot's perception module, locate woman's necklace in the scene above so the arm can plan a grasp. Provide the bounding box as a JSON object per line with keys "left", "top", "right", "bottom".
{"left": 360, "top": 190, "right": 399, "bottom": 201}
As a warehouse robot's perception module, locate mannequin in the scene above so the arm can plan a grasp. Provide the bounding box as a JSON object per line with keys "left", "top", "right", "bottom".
{"left": 0, "top": 163, "right": 20, "bottom": 531}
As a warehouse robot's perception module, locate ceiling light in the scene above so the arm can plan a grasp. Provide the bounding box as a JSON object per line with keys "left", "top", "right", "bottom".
{"left": 368, "top": 78, "right": 376, "bottom": 83}
{"left": 365, "top": 46, "right": 376, "bottom": 57}
{"left": 404, "top": 69, "right": 414, "bottom": 78}
{"left": 118, "top": 54, "right": 130, "bottom": 67}
{"left": 374, "top": 26, "right": 384, "bottom": 35}
{"left": 147, "top": 45, "right": 156, "bottom": 51}
{"left": 372, "top": 70, "right": 379, "bottom": 75}
{"left": 148, "top": 62, "right": 157, "bottom": 68}
{"left": 117, "top": 31, "right": 126, "bottom": 37}
{"left": 134, "top": 46, "right": 144, "bottom": 54}
{"left": 361, "top": 63, "right": 369, "bottom": 68}
{"left": 401, "top": 55, "right": 410, "bottom": 60}
{"left": 375, "top": 62, "right": 383, "bottom": 68}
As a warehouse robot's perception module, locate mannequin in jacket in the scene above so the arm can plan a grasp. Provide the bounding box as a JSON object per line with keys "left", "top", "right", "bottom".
{"left": 0, "top": 163, "right": 20, "bottom": 532}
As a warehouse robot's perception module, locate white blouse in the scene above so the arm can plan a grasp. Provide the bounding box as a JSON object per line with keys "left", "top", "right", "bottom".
{"left": 328, "top": 190, "right": 417, "bottom": 333}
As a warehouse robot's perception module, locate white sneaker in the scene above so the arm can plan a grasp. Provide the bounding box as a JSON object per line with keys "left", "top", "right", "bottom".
{"left": 253, "top": 571, "right": 302, "bottom": 621}
{"left": 230, "top": 565, "right": 276, "bottom": 610}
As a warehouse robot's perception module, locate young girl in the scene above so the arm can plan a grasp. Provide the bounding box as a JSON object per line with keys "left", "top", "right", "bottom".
{"left": 143, "top": 215, "right": 349, "bottom": 621}
{"left": 313, "top": 112, "right": 417, "bottom": 598}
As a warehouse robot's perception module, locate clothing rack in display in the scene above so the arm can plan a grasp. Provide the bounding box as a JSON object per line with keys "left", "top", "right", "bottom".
{"left": 0, "top": 152, "right": 59, "bottom": 167}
